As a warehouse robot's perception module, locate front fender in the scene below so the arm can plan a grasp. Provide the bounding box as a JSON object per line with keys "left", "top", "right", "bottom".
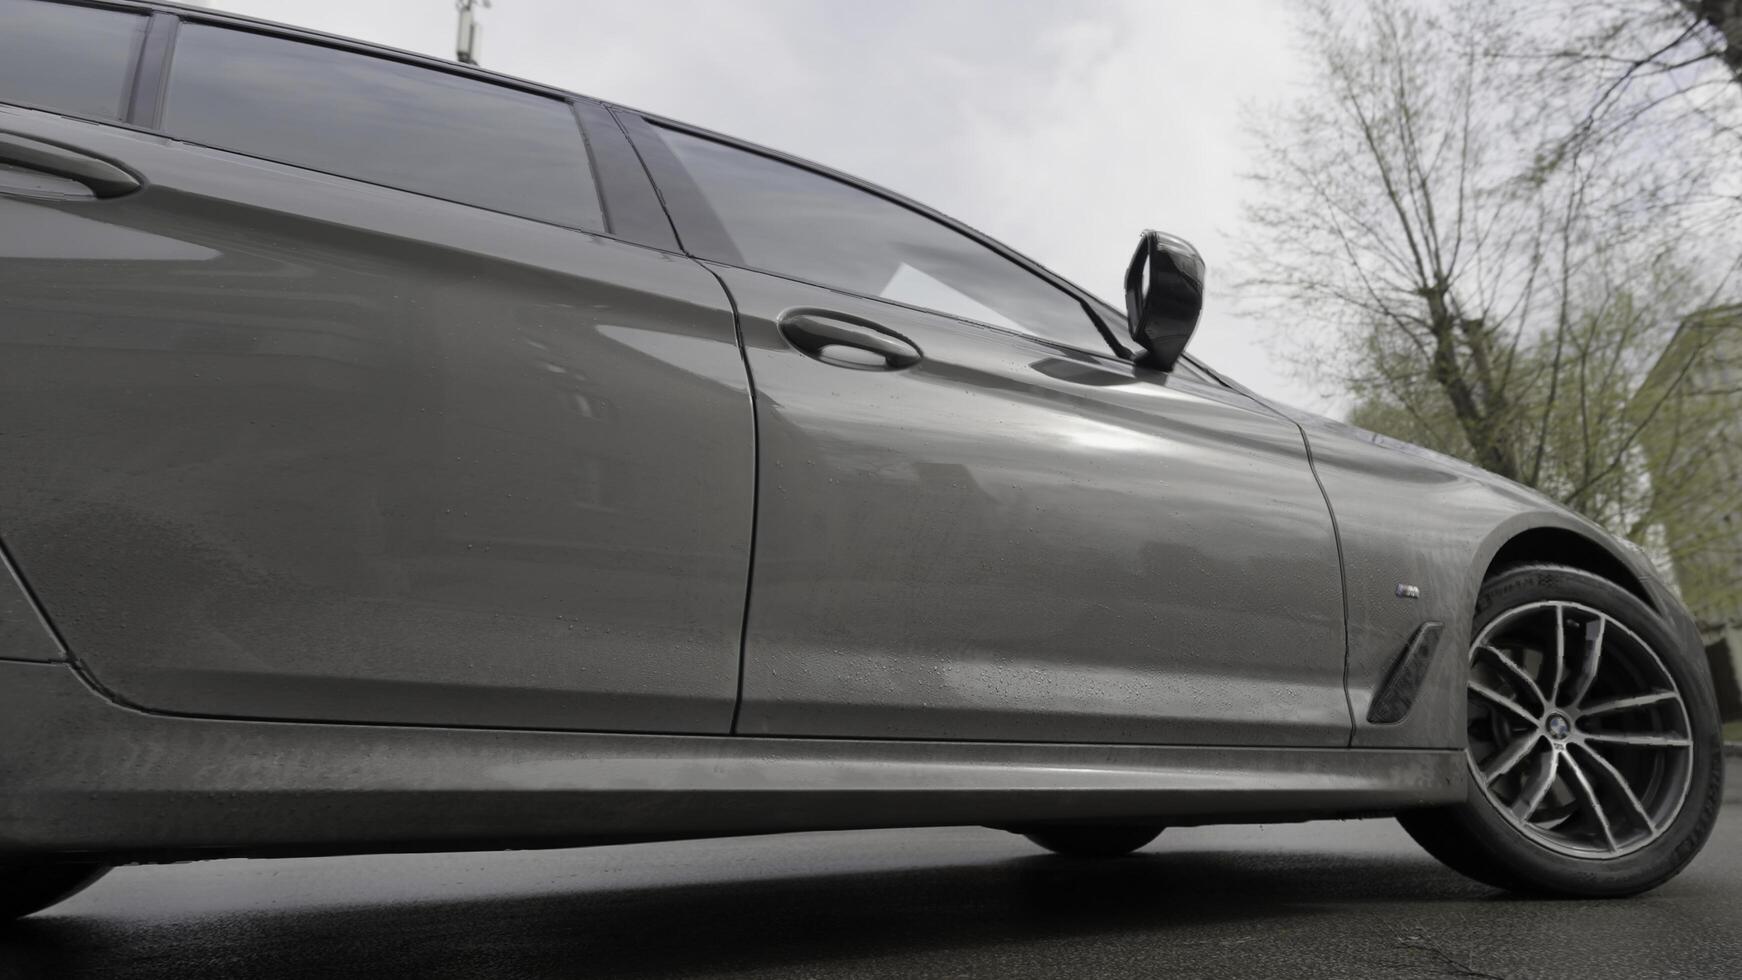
{"left": 1290, "top": 415, "right": 1679, "bottom": 750}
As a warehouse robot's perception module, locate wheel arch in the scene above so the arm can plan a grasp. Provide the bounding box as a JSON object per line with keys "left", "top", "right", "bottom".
{"left": 1470, "top": 517, "right": 1658, "bottom": 616}
{"left": 1350, "top": 514, "right": 1672, "bottom": 752}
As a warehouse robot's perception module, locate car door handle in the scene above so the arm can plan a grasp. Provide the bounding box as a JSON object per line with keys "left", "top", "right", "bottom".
{"left": 0, "top": 132, "right": 141, "bottom": 199}
{"left": 778, "top": 313, "right": 922, "bottom": 370}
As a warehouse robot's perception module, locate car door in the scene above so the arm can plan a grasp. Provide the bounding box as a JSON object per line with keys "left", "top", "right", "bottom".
{"left": 0, "top": 6, "right": 753, "bottom": 732}
{"left": 629, "top": 117, "right": 1353, "bottom": 746}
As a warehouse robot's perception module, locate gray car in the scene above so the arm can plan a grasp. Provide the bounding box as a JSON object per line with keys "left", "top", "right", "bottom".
{"left": 0, "top": 0, "right": 1724, "bottom": 921}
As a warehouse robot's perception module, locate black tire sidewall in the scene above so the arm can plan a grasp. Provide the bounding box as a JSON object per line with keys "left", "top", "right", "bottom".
{"left": 1453, "top": 564, "right": 1724, "bottom": 896}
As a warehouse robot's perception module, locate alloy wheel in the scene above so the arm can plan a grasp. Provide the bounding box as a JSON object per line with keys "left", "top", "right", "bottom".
{"left": 1465, "top": 600, "right": 1694, "bottom": 858}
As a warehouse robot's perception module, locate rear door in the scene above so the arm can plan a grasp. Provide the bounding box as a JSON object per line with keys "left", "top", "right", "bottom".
{"left": 0, "top": 6, "right": 754, "bottom": 732}
{"left": 630, "top": 119, "right": 1353, "bottom": 746}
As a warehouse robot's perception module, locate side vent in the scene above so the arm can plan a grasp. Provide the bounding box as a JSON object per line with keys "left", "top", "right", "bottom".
{"left": 1366, "top": 622, "right": 1444, "bottom": 725}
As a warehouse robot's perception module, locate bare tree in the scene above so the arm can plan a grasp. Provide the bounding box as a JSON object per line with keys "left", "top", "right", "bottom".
{"left": 1683, "top": 0, "right": 1742, "bottom": 81}
{"left": 1541, "top": 1, "right": 1742, "bottom": 114}
{"left": 1240, "top": 0, "right": 1741, "bottom": 567}
{"left": 1526, "top": 0, "right": 1742, "bottom": 208}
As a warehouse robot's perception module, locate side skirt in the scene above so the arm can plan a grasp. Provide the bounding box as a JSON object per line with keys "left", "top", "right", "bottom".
{"left": 1, "top": 662, "right": 1465, "bottom": 863}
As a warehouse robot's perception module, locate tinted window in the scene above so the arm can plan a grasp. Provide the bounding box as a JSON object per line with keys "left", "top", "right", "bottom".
{"left": 659, "top": 128, "right": 1097, "bottom": 348}
{"left": 0, "top": 0, "right": 145, "bottom": 121}
{"left": 163, "top": 25, "right": 603, "bottom": 230}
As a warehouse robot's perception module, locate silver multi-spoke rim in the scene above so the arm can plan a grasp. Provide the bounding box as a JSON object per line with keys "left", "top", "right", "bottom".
{"left": 1466, "top": 600, "right": 1693, "bottom": 859}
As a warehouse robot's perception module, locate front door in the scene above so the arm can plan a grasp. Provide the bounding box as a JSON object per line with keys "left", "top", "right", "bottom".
{"left": 642, "top": 122, "right": 1351, "bottom": 745}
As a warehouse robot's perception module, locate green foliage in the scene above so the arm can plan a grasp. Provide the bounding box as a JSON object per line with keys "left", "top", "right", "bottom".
{"left": 1242, "top": 0, "right": 1742, "bottom": 624}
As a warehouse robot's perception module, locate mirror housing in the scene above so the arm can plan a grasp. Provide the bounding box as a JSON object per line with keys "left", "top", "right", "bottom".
{"left": 1124, "top": 230, "right": 1205, "bottom": 372}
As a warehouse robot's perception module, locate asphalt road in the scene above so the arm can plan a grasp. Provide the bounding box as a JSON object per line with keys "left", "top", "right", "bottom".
{"left": 5, "top": 759, "right": 1740, "bottom": 980}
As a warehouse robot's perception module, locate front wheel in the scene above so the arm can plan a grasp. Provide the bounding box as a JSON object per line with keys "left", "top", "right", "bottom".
{"left": 1019, "top": 825, "right": 1163, "bottom": 857}
{"left": 1401, "top": 563, "right": 1724, "bottom": 897}
{"left": 1, "top": 863, "right": 111, "bottom": 920}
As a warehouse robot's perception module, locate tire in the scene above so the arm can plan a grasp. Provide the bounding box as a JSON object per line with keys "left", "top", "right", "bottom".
{"left": 1020, "top": 825, "right": 1163, "bottom": 857}
{"left": 1400, "top": 563, "right": 1724, "bottom": 897}
{"left": 0, "top": 863, "right": 111, "bottom": 920}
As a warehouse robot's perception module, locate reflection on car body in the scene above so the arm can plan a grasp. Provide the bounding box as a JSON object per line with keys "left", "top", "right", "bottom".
{"left": 0, "top": 0, "right": 1722, "bottom": 920}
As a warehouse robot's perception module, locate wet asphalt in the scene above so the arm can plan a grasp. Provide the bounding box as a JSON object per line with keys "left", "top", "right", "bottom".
{"left": 4, "top": 757, "right": 1739, "bottom": 980}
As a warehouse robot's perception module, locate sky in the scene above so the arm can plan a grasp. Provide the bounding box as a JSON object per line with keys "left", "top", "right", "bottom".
{"left": 212, "top": 0, "right": 1328, "bottom": 410}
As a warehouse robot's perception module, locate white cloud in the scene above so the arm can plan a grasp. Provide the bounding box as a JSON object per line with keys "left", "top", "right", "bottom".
{"left": 215, "top": 0, "right": 1328, "bottom": 409}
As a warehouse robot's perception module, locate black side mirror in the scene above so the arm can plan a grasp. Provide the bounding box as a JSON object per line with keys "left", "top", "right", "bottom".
{"left": 1123, "top": 230, "right": 1205, "bottom": 372}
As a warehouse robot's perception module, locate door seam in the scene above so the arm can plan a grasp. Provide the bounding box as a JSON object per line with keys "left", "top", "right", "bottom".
{"left": 697, "top": 262, "right": 761, "bottom": 735}
{"left": 1293, "top": 423, "right": 1359, "bottom": 746}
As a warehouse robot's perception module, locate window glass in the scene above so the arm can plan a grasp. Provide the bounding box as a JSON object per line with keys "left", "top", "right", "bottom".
{"left": 659, "top": 127, "right": 1098, "bottom": 348}
{"left": 163, "top": 25, "right": 603, "bottom": 230}
{"left": 0, "top": 0, "right": 146, "bottom": 121}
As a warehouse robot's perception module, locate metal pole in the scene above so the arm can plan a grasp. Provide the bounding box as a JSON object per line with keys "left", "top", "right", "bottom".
{"left": 456, "top": 0, "right": 489, "bottom": 66}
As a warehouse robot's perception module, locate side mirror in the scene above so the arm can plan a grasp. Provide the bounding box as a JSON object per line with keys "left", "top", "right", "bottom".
{"left": 1123, "top": 230, "right": 1205, "bottom": 372}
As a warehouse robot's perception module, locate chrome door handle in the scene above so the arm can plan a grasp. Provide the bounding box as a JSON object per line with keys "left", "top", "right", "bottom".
{"left": 0, "top": 132, "right": 141, "bottom": 199}
{"left": 778, "top": 313, "right": 922, "bottom": 370}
